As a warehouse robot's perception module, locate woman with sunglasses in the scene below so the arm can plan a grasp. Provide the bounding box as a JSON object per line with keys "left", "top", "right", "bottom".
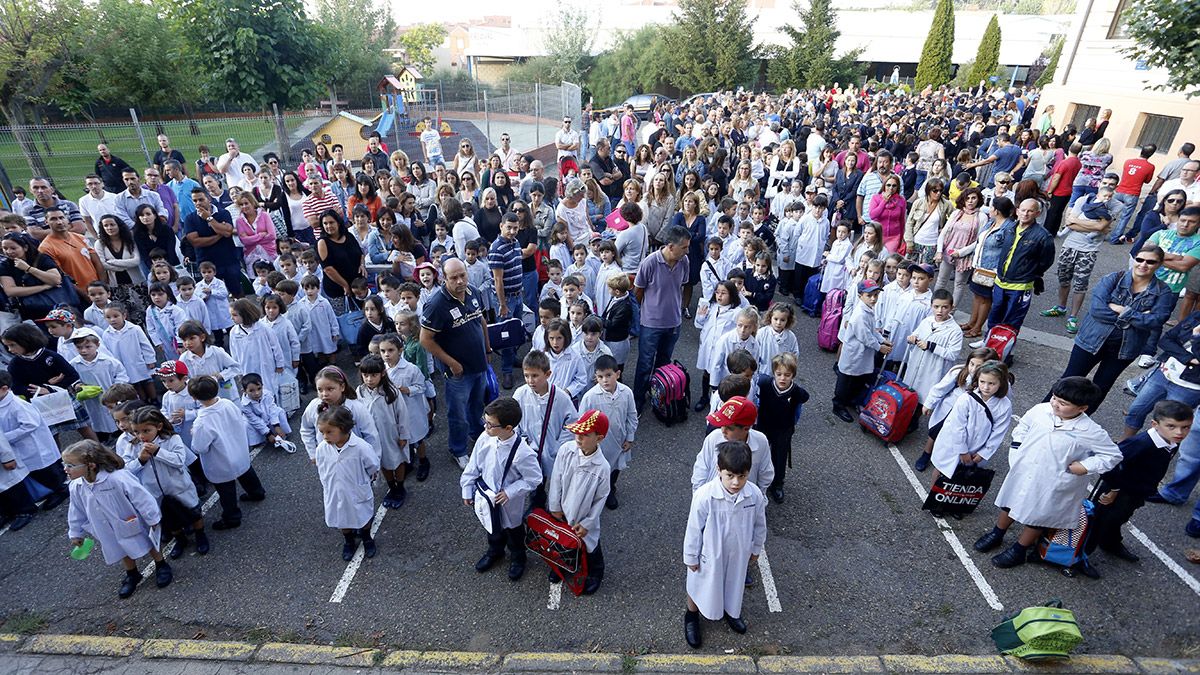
{"left": 1129, "top": 189, "right": 1188, "bottom": 261}
{"left": 453, "top": 139, "right": 479, "bottom": 176}
{"left": 1049, "top": 244, "right": 1172, "bottom": 410}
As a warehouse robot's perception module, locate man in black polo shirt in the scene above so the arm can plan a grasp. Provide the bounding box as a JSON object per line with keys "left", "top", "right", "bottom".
{"left": 421, "top": 258, "right": 491, "bottom": 469}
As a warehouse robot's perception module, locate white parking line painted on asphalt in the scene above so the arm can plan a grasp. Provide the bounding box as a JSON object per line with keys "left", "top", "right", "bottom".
{"left": 887, "top": 444, "right": 1004, "bottom": 611}
{"left": 547, "top": 576, "right": 562, "bottom": 610}
{"left": 757, "top": 548, "right": 782, "bottom": 613}
{"left": 1127, "top": 524, "right": 1200, "bottom": 597}
{"left": 329, "top": 504, "right": 388, "bottom": 603}
{"left": 142, "top": 447, "right": 264, "bottom": 580}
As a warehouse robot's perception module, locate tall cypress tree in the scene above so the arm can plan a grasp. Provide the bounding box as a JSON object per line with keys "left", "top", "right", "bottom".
{"left": 968, "top": 14, "right": 1002, "bottom": 86}
{"left": 665, "top": 0, "right": 757, "bottom": 92}
{"left": 915, "top": 0, "right": 954, "bottom": 91}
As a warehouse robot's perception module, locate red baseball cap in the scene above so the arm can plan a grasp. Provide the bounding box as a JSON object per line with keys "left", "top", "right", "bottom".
{"left": 154, "top": 360, "right": 188, "bottom": 378}
{"left": 706, "top": 396, "right": 758, "bottom": 427}
{"left": 565, "top": 409, "right": 609, "bottom": 437}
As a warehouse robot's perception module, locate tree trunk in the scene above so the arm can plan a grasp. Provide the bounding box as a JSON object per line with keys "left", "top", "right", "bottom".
{"left": 328, "top": 83, "right": 339, "bottom": 115}
{"left": 3, "top": 100, "right": 50, "bottom": 179}
{"left": 181, "top": 100, "right": 201, "bottom": 136}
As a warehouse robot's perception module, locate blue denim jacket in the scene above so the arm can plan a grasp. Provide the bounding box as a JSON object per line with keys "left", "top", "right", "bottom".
{"left": 973, "top": 219, "right": 1009, "bottom": 272}
{"left": 1074, "top": 270, "right": 1177, "bottom": 359}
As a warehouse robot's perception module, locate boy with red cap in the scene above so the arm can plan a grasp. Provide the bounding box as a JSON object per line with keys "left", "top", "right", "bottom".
{"left": 155, "top": 359, "right": 209, "bottom": 497}
{"left": 547, "top": 409, "right": 612, "bottom": 595}
{"left": 691, "top": 396, "right": 774, "bottom": 494}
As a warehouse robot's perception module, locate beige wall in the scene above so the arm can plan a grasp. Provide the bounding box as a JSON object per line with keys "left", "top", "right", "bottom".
{"left": 1035, "top": 0, "right": 1199, "bottom": 170}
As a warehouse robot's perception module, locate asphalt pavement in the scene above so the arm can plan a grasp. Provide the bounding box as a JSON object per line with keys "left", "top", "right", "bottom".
{"left": 1, "top": 236, "right": 1197, "bottom": 659}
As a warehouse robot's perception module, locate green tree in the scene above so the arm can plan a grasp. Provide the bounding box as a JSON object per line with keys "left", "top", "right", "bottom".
{"left": 768, "top": 0, "right": 863, "bottom": 90}
{"left": 542, "top": 1, "right": 596, "bottom": 84}
{"left": 1030, "top": 36, "right": 1063, "bottom": 87}
{"left": 588, "top": 26, "right": 676, "bottom": 105}
{"left": 172, "top": 0, "right": 328, "bottom": 109}
{"left": 968, "top": 14, "right": 1001, "bottom": 86}
{"left": 314, "top": 0, "right": 396, "bottom": 108}
{"left": 914, "top": 0, "right": 954, "bottom": 91}
{"left": 664, "top": 0, "right": 757, "bottom": 93}
{"left": 0, "top": 0, "right": 89, "bottom": 177}
{"left": 1121, "top": 0, "right": 1200, "bottom": 96}
{"left": 396, "top": 23, "right": 447, "bottom": 75}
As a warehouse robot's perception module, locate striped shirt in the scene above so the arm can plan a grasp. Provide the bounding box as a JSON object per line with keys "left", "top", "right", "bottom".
{"left": 487, "top": 235, "right": 523, "bottom": 297}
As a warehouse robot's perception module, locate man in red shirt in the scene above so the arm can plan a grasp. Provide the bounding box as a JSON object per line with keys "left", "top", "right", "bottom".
{"left": 1108, "top": 144, "right": 1157, "bottom": 243}
{"left": 1044, "top": 142, "right": 1083, "bottom": 235}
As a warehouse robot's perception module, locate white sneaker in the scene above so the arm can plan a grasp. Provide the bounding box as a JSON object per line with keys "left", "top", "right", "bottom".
{"left": 1137, "top": 355, "right": 1156, "bottom": 369}
{"left": 455, "top": 454, "right": 469, "bottom": 470}
{"left": 969, "top": 339, "right": 985, "bottom": 349}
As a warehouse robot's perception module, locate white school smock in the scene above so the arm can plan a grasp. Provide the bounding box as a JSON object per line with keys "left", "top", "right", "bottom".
{"left": 683, "top": 478, "right": 767, "bottom": 620}
{"left": 925, "top": 366, "right": 967, "bottom": 426}
{"left": 708, "top": 330, "right": 758, "bottom": 387}
{"left": 794, "top": 213, "right": 829, "bottom": 269}
{"left": 145, "top": 304, "right": 187, "bottom": 360}
{"left": 755, "top": 325, "right": 799, "bottom": 375}
{"left": 262, "top": 316, "right": 300, "bottom": 369}
{"left": 315, "top": 434, "right": 379, "bottom": 530}
{"left": 695, "top": 301, "right": 741, "bottom": 369}
{"left": 229, "top": 321, "right": 285, "bottom": 393}
{"left": 70, "top": 353, "right": 129, "bottom": 434}
{"left": 578, "top": 382, "right": 638, "bottom": 472}
{"left": 514, "top": 384, "right": 578, "bottom": 479}
{"left": 285, "top": 299, "right": 313, "bottom": 354}
{"left": 241, "top": 389, "right": 291, "bottom": 446}
{"left": 592, "top": 262, "right": 623, "bottom": 315}
{"left": 547, "top": 442, "right": 611, "bottom": 551}
{"left": 774, "top": 218, "right": 799, "bottom": 271}
{"left": 993, "top": 403, "right": 1122, "bottom": 530}
{"left": 387, "top": 359, "right": 430, "bottom": 445}
{"left": 358, "top": 385, "right": 410, "bottom": 470}
{"left": 191, "top": 399, "right": 252, "bottom": 483}
{"left": 0, "top": 392, "right": 59, "bottom": 471}
{"left": 102, "top": 322, "right": 156, "bottom": 383}
{"left": 699, "top": 256, "right": 730, "bottom": 303}
{"left": 300, "top": 398, "right": 379, "bottom": 461}
{"left": 196, "top": 277, "right": 233, "bottom": 331}
{"left": 177, "top": 295, "right": 210, "bottom": 330}
{"left": 931, "top": 392, "right": 1012, "bottom": 478}
{"left": 547, "top": 348, "right": 589, "bottom": 399}
{"left": 837, "top": 302, "right": 881, "bottom": 377}
{"left": 458, "top": 433, "right": 542, "bottom": 530}
{"left": 300, "top": 294, "right": 338, "bottom": 354}
{"left": 0, "top": 433, "right": 29, "bottom": 493}
{"left": 120, "top": 434, "right": 200, "bottom": 509}
{"left": 886, "top": 289, "right": 931, "bottom": 364}
{"left": 161, "top": 388, "right": 200, "bottom": 447}
{"left": 901, "top": 316, "right": 964, "bottom": 404}
{"left": 67, "top": 469, "right": 162, "bottom": 565}
{"left": 180, "top": 346, "right": 241, "bottom": 401}
{"left": 820, "top": 238, "right": 854, "bottom": 293}
{"left": 691, "top": 428, "right": 775, "bottom": 494}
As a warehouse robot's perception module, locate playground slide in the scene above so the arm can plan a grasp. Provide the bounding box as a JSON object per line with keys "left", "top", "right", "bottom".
{"left": 374, "top": 110, "right": 394, "bottom": 137}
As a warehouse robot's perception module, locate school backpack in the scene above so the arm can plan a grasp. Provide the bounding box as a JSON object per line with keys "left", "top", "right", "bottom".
{"left": 817, "top": 288, "right": 846, "bottom": 351}
{"left": 986, "top": 323, "right": 1018, "bottom": 365}
{"left": 1035, "top": 494, "right": 1096, "bottom": 576}
{"left": 484, "top": 365, "right": 500, "bottom": 404}
{"left": 801, "top": 273, "right": 824, "bottom": 317}
{"left": 858, "top": 375, "right": 920, "bottom": 444}
{"left": 991, "top": 600, "right": 1083, "bottom": 661}
{"left": 649, "top": 360, "right": 691, "bottom": 426}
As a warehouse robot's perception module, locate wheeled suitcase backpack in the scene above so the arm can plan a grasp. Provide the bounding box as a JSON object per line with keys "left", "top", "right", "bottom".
{"left": 649, "top": 360, "right": 690, "bottom": 426}
{"left": 858, "top": 370, "right": 920, "bottom": 443}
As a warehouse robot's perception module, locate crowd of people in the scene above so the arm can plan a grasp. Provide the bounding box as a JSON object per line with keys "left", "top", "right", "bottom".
{"left": 1, "top": 83, "right": 1199, "bottom": 647}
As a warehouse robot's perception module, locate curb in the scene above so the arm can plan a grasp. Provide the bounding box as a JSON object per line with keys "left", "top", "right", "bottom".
{"left": 3, "top": 633, "right": 1198, "bottom": 673}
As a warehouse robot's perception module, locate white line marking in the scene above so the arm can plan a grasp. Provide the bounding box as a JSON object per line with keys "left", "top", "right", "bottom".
{"left": 142, "top": 447, "right": 263, "bottom": 580}
{"left": 757, "top": 548, "right": 782, "bottom": 613}
{"left": 329, "top": 504, "right": 387, "bottom": 603}
{"left": 1127, "top": 525, "right": 1200, "bottom": 597}
{"left": 547, "top": 577, "right": 562, "bottom": 610}
{"left": 887, "top": 444, "right": 1004, "bottom": 611}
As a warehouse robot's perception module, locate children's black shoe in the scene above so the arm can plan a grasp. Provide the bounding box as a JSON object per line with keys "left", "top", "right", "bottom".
{"left": 475, "top": 551, "right": 503, "bottom": 572}
{"left": 914, "top": 452, "right": 931, "bottom": 472}
{"left": 724, "top": 613, "right": 747, "bottom": 634}
{"left": 548, "top": 569, "right": 561, "bottom": 583}
{"left": 582, "top": 576, "right": 601, "bottom": 595}
{"left": 155, "top": 561, "right": 173, "bottom": 588}
{"left": 416, "top": 457, "right": 431, "bottom": 482}
{"left": 973, "top": 529, "right": 1005, "bottom": 552}
{"left": 342, "top": 538, "right": 358, "bottom": 561}
{"left": 507, "top": 558, "right": 525, "bottom": 581}
{"left": 361, "top": 536, "right": 377, "bottom": 558}
{"left": 194, "top": 529, "right": 210, "bottom": 555}
{"left": 768, "top": 486, "right": 785, "bottom": 504}
{"left": 605, "top": 492, "right": 619, "bottom": 510}
{"left": 693, "top": 397, "right": 709, "bottom": 413}
{"left": 212, "top": 519, "right": 240, "bottom": 531}
{"left": 990, "top": 543, "right": 1028, "bottom": 568}
{"left": 40, "top": 491, "right": 67, "bottom": 511}
{"left": 392, "top": 484, "right": 407, "bottom": 509}
{"left": 1076, "top": 560, "right": 1101, "bottom": 579}
{"left": 832, "top": 406, "right": 854, "bottom": 423}
{"left": 118, "top": 570, "right": 141, "bottom": 599}
{"left": 169, "top": 535, "right": 188, "bottom": 559}
{"left": 684, "top": 611, "right": 702, "bottom": 648}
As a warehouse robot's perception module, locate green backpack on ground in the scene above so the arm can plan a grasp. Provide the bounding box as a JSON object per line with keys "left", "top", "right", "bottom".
{"left": 991, "top": 599, "right": 1083, "bottom": 661}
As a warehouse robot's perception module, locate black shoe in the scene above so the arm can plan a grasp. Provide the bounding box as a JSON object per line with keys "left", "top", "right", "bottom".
{"left": 238, "top": 492, "right": 266, "bottom": 502}
{"left": 169, "top": 535, "right": 188, "bottom": 559}
{"left": 991, "top": 544, "right": 1028, "bottom": 568}
{"left": 8, "top": 514, "right": 33, "bottom": 531}
{"left": 194, "top": 530, "right": 210, "bottom": 555}
{"left": 211, "top": 519, "right": 241, "bottom": 531}
{"left": 1102, "top": 543, "right": 1140, "bottom": 562}
{"left": 582, "top": 576, "right": 601, "bottom": 595}
{"left": 1145, "top": 493, "right": 1170, "bottom": 504}
{"left": 118, "top": 571, "right": 141, "bottom": 599}
{"left": 392, "top": 485, "right": 407, "bottom": 508}
{"left": 362, "top": 537, "right": 377, "bottom": 558}
{"left": 416, "top": 457, "right": 431, "bottom": 482}
{"left": 342, "top": 539, "right": 357, "bottom": 561}
{"left": 549, "top": 569, "right": 561, "bottom": 583}
{"left": 0, "top": 515, "right": 12, "bottom": 530}
{"left": 832, "top": 406, "right": 854, "bottom": 423}
{"left": 914, "top": 452, "right": 931, "bottom": 472}
{"left": 693, "top": 398, "right": 709, "bottom": 413}
{"left": 475, "top": 551, "right": 503, "bottom": 573}
{"left": 40, "top": 491, "right": 67, "bottom": 511}
{"left": 508, "top": 558, "right": 525, "bottom": 581}
{"left": 1077, "top": 561, "right": 1102, "bottom": 579}
{"left": 154, "top": 561, "right": 173, "bottom": 588}
{"left": 974, "top": 529, "right": 1005, "bottom": 552}
{"left": 605, "top": 492, "right": 619, "bottom": 510}
{"left": 684, "top": 611, "right": 702, "bottom": 648}
{"left": 768, "top": 487, "right": 785, "bottom": 504}
{"left": 725, "top": 613, "right": 748, "bottom": 634}
{"left": 501, "top": 372, "right": 514, "bottom": 390}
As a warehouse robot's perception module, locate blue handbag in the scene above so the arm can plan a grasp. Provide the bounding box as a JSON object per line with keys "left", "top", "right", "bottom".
{"left": 336, "top": 296, "right": 365, "bottom": 347}
{"left": 484, "top": 365, "right": 499, "bottom": 403}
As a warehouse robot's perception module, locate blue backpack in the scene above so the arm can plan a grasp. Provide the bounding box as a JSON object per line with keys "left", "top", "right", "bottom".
{"left": 801, "top": 273, "right": 823, "bottom": 317}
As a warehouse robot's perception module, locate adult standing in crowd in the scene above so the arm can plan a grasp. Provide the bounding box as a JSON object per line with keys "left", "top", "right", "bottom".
{"left": 420, "top": 258, "right": 490, "bottom": 470}
{"left": 1043, "top": 142, "right": 1083, "bottom": 235}
{"left": 151, "top": 134, "right": 185, "bottom": 177}
{"left": 94, "top": 144, "right": 132, "bottom": 194}
{"left": 985, "top": 198, "right": 1055, "bottom": 337}
{"left": 38, "top": 208, "right": 102, "bottom": 295}
{"left": 166, "top": 160, "right": 201, "bottom": 227}
{"left": 301, "top": 175, "right": 343, "bottom": 245}
{"left": 25, "top": 177, "right": 86, "bottom": 240}
{"left": 904, "top": 179, "right": 951, "bottom": 265}
{"left": 217, "top": 138, "right": 258, "bottom": 190}
{"left": 78, "top": 174, "right": 121, "bottom": 238}
{"left": 316, "top": 210, "right": 364, "bottom": 313}
{"left": 144, "top": 166, "right": 180, "bottom": 234}
{"left": 1069, "top": 138, "right": 1114, "bottom": 207}
{"left": 184, "top": 188, "right": 243, "bottom": 297}
{"left": 234, "top": 192, "right": 278, "bottom": 274}
{"left": 632, "top": 225, "right": 691, "bottom": 409}
{"left": 116, "top": 168, "right": 167, "bottom": 227}
{"left": 557, "top": 179, "right": 591, "bottom": 247}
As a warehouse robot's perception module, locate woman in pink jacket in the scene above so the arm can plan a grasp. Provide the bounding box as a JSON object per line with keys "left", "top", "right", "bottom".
{"left": 234, "top": 191, "right": 278, "bottom": 274}
{"left": 869, "top": 174, "right": 908, "bottom": 255}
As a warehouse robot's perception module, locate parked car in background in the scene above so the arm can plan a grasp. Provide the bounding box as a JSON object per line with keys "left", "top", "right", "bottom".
{"left": 602, "top": 93, "right": 676, "bottom": 120}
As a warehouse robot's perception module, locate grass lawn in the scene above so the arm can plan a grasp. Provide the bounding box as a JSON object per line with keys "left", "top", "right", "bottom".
{"left": 0, "top": 116, "right": 309, "bottom": 190}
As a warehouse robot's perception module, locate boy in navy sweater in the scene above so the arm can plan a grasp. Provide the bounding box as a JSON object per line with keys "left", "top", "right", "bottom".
{"left": 1088, "top": 400, "right": 1192, "bottom": 565}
